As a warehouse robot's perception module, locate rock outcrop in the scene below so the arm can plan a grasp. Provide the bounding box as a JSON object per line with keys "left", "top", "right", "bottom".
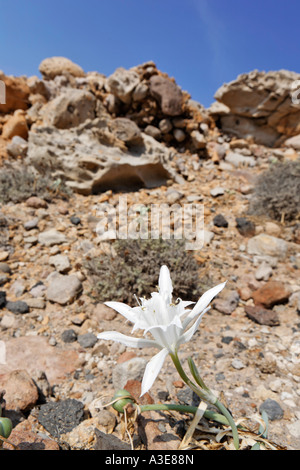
{"left": 210, "top": 69, "right": 300, "bottom": 146}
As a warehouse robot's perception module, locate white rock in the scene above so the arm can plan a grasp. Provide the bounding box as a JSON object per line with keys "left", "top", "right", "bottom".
{"left": 225, "top": 151, "right": 256, "bottom": 167}
{"left": 247, "top": 233, "right": 288, "bottom": 259}
{"left": 255, "top": 262, "right": 273, "bottom": 281}
{"left": 49, "top": 254, "right": 71, "bottom": 273}
{"left": 38, "top": 229, "right": 67, "bottom": 246}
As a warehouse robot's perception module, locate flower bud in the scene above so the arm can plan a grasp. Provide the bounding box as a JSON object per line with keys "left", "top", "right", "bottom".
{"left": 0, "top": 417, "right": 13, "bottom": 439}
{"left": 111, "top": 389, "right": 135, "bottom": 413}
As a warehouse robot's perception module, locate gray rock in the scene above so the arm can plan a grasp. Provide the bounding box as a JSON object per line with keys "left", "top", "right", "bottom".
{"left": 61, "top": 329, "right": 78, "bottom": 343}
{"left": 38, "top": 229, "right": 67, "bottom": 246}
{"left": 213, "top": 291, "right": 239, "bottom": 315}
{"left": 213, "top": 214, "right": 228, "bottom": 228}
{"left": 149, "top": 74, "right": 183, "bottom": 116}
{"left": 49, "top": 254, "right": 71, "bottom": 273}
{"left": 46, "top": 273, "right": 82, "bottom": 305}
{"left": 112, "top": 357, "right": 147, "bottom": 390}
{"left": 6, "top": 300, "right": 29, "bottom": 314}
{"left": 259, "top": 398, "right": 284, "bottom": 421}
{"left": 77, "top": 333, "right": 98, "bottom": 349}
{"left": 24, "top": 217, "right": 39, "bottom": 231}
{"left": 38, "top": 399, "right": 85, "bottom": 437}
{"left": 231, "top": 358, "right": 245, "bottom": 370}
{"left": 94, "top": 429, "right": 131, "bottom": 450}
{"left": 247, "top": 234, "right": 288, "bottom": 259}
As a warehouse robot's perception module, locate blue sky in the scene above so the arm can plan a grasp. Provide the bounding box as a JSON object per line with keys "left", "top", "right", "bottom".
{"left": 1, "top": 0, "right": 299, "bottom": 107}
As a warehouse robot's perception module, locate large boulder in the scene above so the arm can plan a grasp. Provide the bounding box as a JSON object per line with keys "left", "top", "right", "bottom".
{"left": 25, "top": 119, "right": 179, "bottom": 195}
{"left": 149, "top": 75, "right": 183, "bottom": 116}
{"left": 210, "top": 69, "right": 300, "bottom": 146}
{"left": 105, "top": 67, "right": 140, "bottom": 104}
{"left": 40, "top": 88, "right": 96, "bottom": 129}
{"left": 39, "top": 56, "right": 85, "bottom": 79}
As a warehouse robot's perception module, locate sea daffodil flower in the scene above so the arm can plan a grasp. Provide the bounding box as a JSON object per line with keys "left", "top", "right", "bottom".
{"left": 98, "top": 265, "right": 226, "bottom": 396}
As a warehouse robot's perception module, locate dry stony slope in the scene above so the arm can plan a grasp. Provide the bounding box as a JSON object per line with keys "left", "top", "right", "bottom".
{"left": 0, "top": 57, "right": 299, "bottom": 450}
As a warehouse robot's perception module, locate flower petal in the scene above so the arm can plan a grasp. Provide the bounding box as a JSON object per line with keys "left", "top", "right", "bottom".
{"left": 159, "top": 265, "right": 173, "bottom": 302}
{"left": 183, "top": 281, "right": 226, "bottom": 329}
{"left": 104, "top": 301, "right": 136, "bottom": 323}
{"left": 147, "top": 321, "right": 182, "bottom": 352}
{"left": 97, "top": 331, "right": 159, "bottom": 349}
{"left": 179, "top": 306, "right": 210, "bottom": 346}
{"left": 140, "top": 348, "right": 169, "bottom": 396}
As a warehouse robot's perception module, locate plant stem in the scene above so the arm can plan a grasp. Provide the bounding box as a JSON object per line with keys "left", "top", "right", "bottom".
{"left": 138, "top": 403, "right": 230, "bottom": 426}
{"left": 170, "top": 350, "right": 240, "bottom": 450}
{"left": 215, "top": 399, "right": 240, "bottom": 450}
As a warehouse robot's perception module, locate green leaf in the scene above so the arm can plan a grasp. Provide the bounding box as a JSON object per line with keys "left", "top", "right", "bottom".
{"left": 259, "top": 410, "right": 269, "bottom": 438}
{"left": 251, "top": 442, "right": 261, "bottom": 450}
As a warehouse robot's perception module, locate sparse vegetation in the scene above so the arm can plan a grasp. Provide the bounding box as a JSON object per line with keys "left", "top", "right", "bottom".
{"left": 85, "top": 238, "right": 208, "bottom": 305}
{"left": 0, "top": 165, "right": 73, "bottom": 204}
{"left": 248, "top": 159, "right": 300, "bottom": 222}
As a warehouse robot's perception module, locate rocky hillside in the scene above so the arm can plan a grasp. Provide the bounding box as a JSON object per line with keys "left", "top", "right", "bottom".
{"left": 0, "top": 57, "right": 299, "bottom": 451}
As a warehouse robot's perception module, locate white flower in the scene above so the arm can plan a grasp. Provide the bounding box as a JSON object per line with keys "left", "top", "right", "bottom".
{"left": 98, "top": 265, "right": 226, "bottom": 396}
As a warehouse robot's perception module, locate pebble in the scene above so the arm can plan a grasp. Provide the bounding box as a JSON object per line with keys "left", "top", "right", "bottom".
{"left": 213, "top": 214, "right": 228, "bottom": 228}
{"left": 38, "top": 229, "right": 67, "bottom": 246}
{"left": 244, "top": 305, "right": 280, "bottom": 326}
{"left": 61, "top": 329, "right": 78, "bottom": 343}
{"left": 70, "top": 215, "right": 81, "bottom": 226}
{"left": 0, "top": 262, "right": 11, "bottom": 274}
{"left": 210, "top": 186, "right": 225, "bottom": 197}
{"left": 46, "top": 273, "right": 82, "bottom": 305}
{"left": 24, "top": 298, "right": 45, "bottom": 309}
{"left": 231, "top": 358, "right": 245, "bottom": 370}
{"left": 213, "top": 291, "right": 239, "bottom": 315}
{"left": 235, "top": 217, "right": 256, "bottom": 237}
{"left": 0, "top": 290, "right": 7, "bottom": 308}
{"left": 49, "top": 254, "right": 71, "bottom": 273}
{"left": 259, "top": 398, "right": 284, "bottom": 421}
{"left": 255, "top": 262, "right": 273, "bottom": 281}
{"left": 24, "top": 217, "right": 39, "bottom": 231}
{"left": 6, "top": 300, "right": 29, "bottom": 314}
{"left": 26, "top": 196, "right": 48, "bottom": 209}
{"left": 77, "top": 333, "right": 98, "bottom": 348}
